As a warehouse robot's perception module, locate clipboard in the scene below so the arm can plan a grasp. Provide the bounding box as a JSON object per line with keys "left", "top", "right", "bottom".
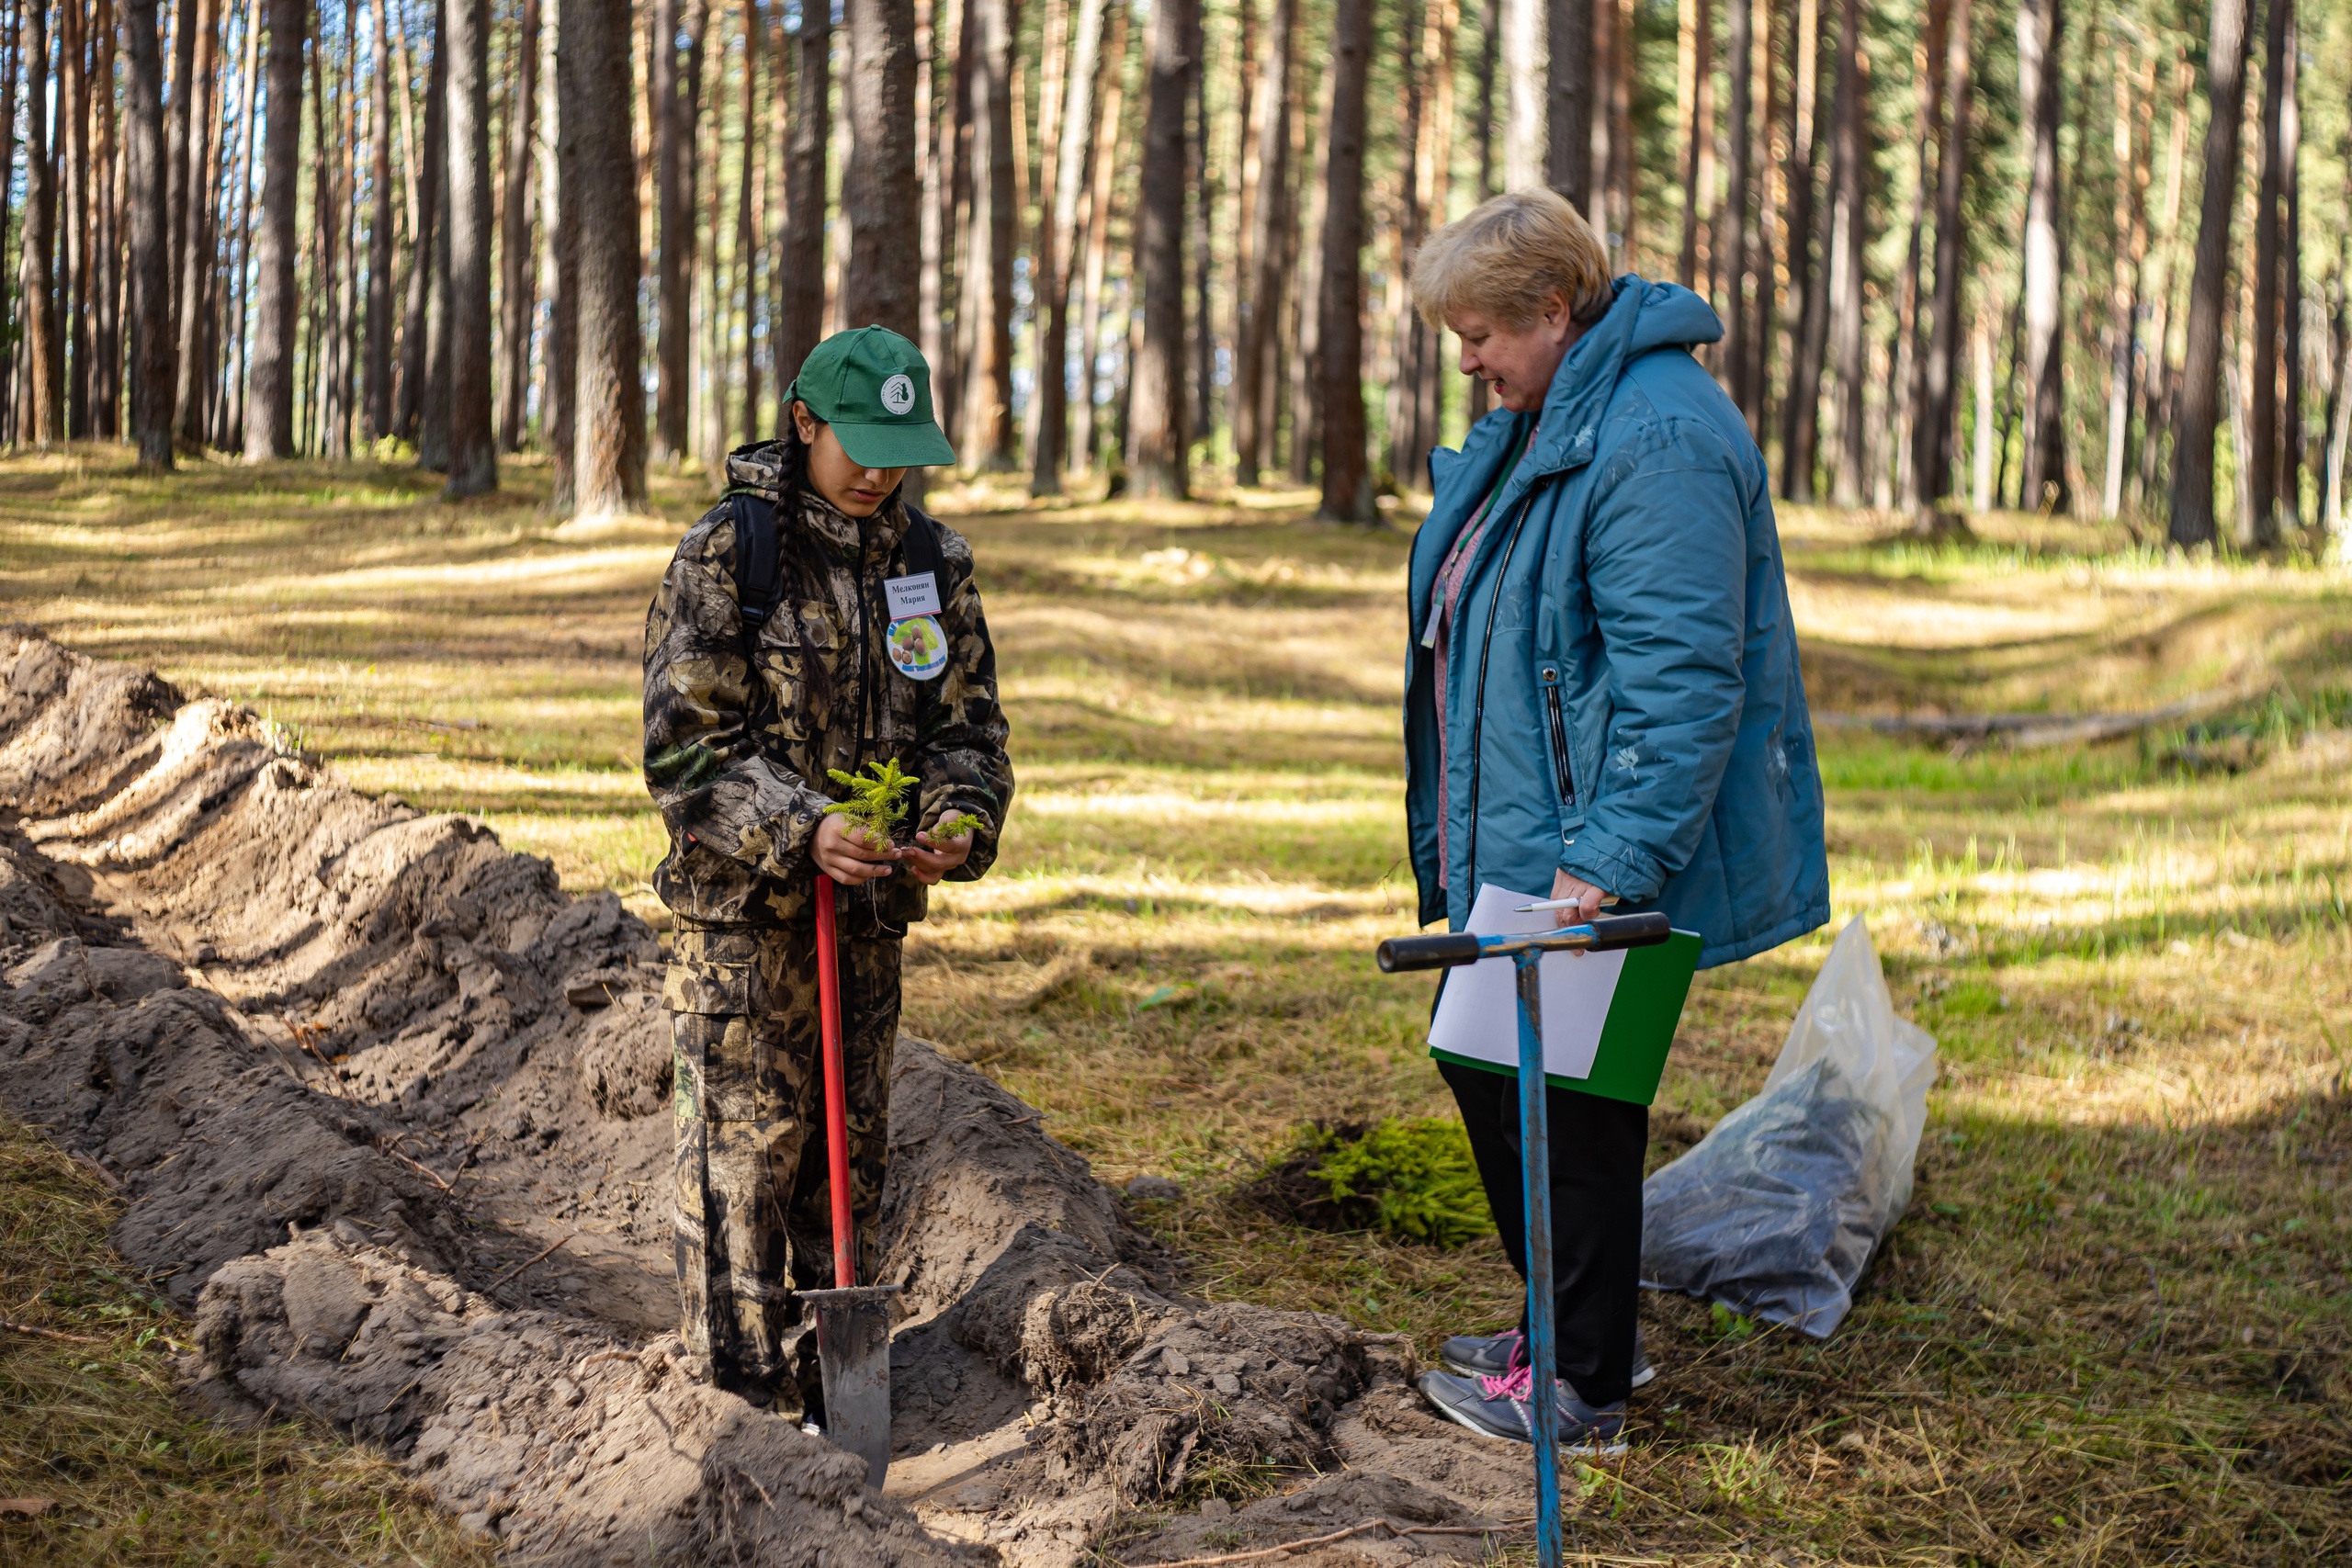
{"left": 1426, "top": 882, "right": 1701, "bottom": 1106}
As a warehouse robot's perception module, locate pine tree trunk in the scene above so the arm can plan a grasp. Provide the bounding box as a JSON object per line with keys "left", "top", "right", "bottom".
{"left": 1070, "top": 0, "right": 1125, "bottom": 476}
{"left": 1718, "top": 0, "right": 1751, "bottom": 413}
{"left": 1778, "top": 0, "right": 1823, "bottom": 496}
{"left": 1386, "top": 0, "right": 1422, "bottom": 482}
{"left": 1233, "top": 0, "right": 1291, "bottom": 484}
{"left": 1317, "top": 0, "right": 1370, "bottom": 521}
{"left": 1288, "top": 48, "right": 1328, "bottom": 483}
{"left": 497, "top": 0, "right": 538, "bottom": 450}
{"left": 90, "top": 0, "right": 120, "bottom": 437}
{"left": 20, "top": 0, "right": 56, "bottom": 446}
{"left": 1185, "top": 0, "right": 1211, "bottom": 445}
{"left": 2016, "top": 0, "right": 2065, "bottom": 511}
{"left": 244, "top": 0, "right": 306, "bottom": 460}
{"left": 1031, "top": 0, "right": 1102, "bottom": 492}
{"left": 366, "top": 0, "right": 396, "bottom": 438}
{"left": 0, "top": 0, "right": 23, "bottom": 441}
{"left": 547, "top": 0, "right": 576, "bottom": 502}
{"left": 1126, "top": 0, "right": 1190, "bottom": 496}
{"left": 125, "top": 0, "right": 173, "bottom": 466}
{"left": 1908, "top": 0, "right": 1972, "bottom": 512}
{"left": 397, "top": 0, "right": 446, "bottom": 439}
{"left": 1502, "top": 0, "right": 1538, "bottom": 189}
{"left": 841, "top": 0, "right": 920, "bottom": 335}
{"left": 1676, "top": 0, "right": 1712, "bottom": 291}
{"left": 167, "top": 0, "right": 196, "bottom": 309}
{"left": 777, "top": 1, "right": 828, "bottom": 389}
{"left": 2278, "top": 6, "right": 2301, "bottom": 526}
{"left": 1888, "top": 0, "right": 1947, "bottom": 509}
{"left": 1544, "top": 0, "right": 1586, "bottom": 208}
{"left": 2168, "top": 0, "right": 2250, "bottom": 547}
{"left": 443, "top": 0, "right": 495, "bottom": 493}
{"left": 563, "top": 0, "right": 645, "bottom": 513}
{"left": 166, "top": 0, "right": 216, "bottom": 445}
{"left": 61, "top": 0, "right": 88, "bottom": 437}
{"left": 1825, "top": 0, "right": 1865, "bottom": 507}
{"left": 419, "top": 161, "right": 453, "bottom": 467}
{"left": 736, "top": 0, "right": 763, "bottom": 442}
{"left": 2099, "top": 45, "right": 2147, "bottom": 519}
{"left": 2134, "top": 51, "right": 2190, "bottom": 506}
{"left": 650, "top": 0, "right": 707, "bottom": 466}
{"left": 955, "top": 0, "right": 1015, "bottom": 467}
{"left": 214, "top": 6, "right": 262, "bottom": 446}
{"left": 2246, "top": 0, "right": 2290, "bottom": 543}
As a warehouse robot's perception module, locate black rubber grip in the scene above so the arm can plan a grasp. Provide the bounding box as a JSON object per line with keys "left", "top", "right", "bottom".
{"left": 1375, "top": 932, "right": 1485, "bottom": 973}
{"left": 1586, "top": 911, "right": 1673, "bottom": 951}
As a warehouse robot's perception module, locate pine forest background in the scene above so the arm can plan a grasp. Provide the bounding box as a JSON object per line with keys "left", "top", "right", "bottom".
{"left": 0, "top": 0, "right": 2346, "bottom": 547}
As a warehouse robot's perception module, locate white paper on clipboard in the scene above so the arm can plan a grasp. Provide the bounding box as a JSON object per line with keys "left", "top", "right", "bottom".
{"left": 1426, "top": 882, "right": 1630, "bottom": 1081}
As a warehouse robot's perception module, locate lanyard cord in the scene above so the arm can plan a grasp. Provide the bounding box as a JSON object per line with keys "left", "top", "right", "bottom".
{"left": 1462, "top": 491, "right": 1537, "bottom": 900}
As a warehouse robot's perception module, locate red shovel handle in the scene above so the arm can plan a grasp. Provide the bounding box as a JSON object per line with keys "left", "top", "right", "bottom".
{"left": 813, "top": 874, "right": 856, "bottom": 1288}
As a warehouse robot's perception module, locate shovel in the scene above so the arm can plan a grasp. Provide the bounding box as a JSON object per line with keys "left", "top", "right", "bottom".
{"left": 797, "top": 873, "right": 900, "bottom": 1489}
{"left": 1375, "top": 910, "right": 1672, "bottom": 1568}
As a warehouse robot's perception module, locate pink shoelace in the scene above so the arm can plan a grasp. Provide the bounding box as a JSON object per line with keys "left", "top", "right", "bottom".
{"left": 1478, "top": 1364, "right": 1534, "bottom": 1401}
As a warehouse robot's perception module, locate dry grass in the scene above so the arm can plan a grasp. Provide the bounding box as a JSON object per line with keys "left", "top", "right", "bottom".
{"left": 1, "top": 445, "right": 2349, "bottom": 1562}
{"left": 0, "top": 1114, "right": 501, "bottom": 1565}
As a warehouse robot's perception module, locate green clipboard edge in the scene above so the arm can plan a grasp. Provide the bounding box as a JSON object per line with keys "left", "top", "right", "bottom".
{"left": 1429, "top": 930, "right": 1702, "bottom": 1107}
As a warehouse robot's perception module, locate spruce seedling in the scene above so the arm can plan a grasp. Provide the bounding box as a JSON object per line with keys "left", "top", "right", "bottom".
{"left": 825, "top": 758, "right": 919, "bottom": 844}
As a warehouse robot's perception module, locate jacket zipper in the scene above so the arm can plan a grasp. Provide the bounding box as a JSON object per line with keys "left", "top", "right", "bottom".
{"left": 1543, "top": 681, "right": 1577, "bottom": 811}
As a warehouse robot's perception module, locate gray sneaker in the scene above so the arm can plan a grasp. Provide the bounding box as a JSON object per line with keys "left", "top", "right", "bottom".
{"left": 1438, "top": 1326, "right": 1656, "bottom": 1390}
{"left": 1417, "top": 1367, "right": 1627, "bottom": 1453}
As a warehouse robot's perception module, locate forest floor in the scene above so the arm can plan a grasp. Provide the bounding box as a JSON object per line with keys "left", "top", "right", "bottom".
{"left": 1, "top": 443, "right": 2348, "bottom": 1563}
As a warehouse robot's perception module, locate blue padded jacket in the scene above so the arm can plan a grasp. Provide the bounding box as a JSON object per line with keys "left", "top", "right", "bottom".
{"left": 1404, "top": 276, "right": 1829, "bottom": 968}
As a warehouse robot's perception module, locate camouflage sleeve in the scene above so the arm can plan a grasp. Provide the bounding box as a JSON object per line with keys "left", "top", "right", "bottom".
{"left": 642, "top": 514, "right": 833, "bottom": 881}
{"left": 915, "top": 523, "right": 1014, "bottom": 882}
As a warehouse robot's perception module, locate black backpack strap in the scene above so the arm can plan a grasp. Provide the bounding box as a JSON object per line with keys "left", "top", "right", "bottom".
{"left": 725, "top": 490, "right": 786, "bottom": 637}
{"left": 899, "top": 502, "right": 947, "bottom": 593}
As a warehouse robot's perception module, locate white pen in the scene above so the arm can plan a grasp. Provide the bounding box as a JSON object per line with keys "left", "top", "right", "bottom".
{"left": 1511, "top": 895, "right": 1622, "bottom": 913}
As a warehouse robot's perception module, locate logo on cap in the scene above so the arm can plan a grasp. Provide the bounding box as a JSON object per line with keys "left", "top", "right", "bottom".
{"left": 880, "top": 374, "right": 916, "bottom": 416}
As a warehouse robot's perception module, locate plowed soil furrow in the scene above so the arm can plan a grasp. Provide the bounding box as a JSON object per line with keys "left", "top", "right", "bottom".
{"left": 0, "top": 629, "right": 1526, "bottom": 1567}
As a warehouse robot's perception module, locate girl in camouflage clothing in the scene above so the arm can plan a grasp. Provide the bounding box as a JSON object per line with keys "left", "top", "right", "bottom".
{"left": 642, "top": 327, "right": 1012, "bottom": 1416}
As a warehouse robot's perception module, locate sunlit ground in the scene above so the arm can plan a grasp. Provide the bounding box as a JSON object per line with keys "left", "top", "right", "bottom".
{"left": 1, "top": 444, "right": 2347, "bottom": 1562}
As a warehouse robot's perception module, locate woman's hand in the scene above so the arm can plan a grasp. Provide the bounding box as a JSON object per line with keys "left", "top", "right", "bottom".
{"left": 899, "top": 824, "right": 975, "bottom": 886}
{"left": 1548, "top": 868, "right": 1612, "bottom": 927}
{"left": 813, "top": 813, "right": 899, "bottom": 884}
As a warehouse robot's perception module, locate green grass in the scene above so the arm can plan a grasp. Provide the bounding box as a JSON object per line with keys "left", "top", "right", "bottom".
{"left": 0, "top": 446, "right": 2348, "bottom": 1562}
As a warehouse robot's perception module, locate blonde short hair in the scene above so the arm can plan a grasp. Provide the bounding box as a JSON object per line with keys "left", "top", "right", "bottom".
{"left": 1409, "top": 188, "right": 1612, "bottom": 330}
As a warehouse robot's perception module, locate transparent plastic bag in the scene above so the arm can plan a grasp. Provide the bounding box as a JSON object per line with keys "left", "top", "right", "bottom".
{"left": 1639, "top": 917, "right": 1937, "bottom": 1337}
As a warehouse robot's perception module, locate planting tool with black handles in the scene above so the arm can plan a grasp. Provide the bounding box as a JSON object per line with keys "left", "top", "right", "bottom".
{"left": 798, "top": 874, "right": 901, "bottom": 1488}
{"left": 1374, "top": 910, "right": 1673, "bottom": 1568}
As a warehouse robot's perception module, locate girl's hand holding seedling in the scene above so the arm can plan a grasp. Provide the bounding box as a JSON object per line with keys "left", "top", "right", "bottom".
{"left": 900, "top": 813, "right": 977, "bottom": 885}
{"left": 813, "top": 812, "right": 899, "bottom": 884}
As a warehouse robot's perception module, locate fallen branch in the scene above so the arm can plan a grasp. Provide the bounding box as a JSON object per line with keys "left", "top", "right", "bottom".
{"left": 70, "top": 1152, "right": 123, "bottom": 1192}
{"left": 1130, "top": 1515, "right": 1534, "bottom": 1568}
{"left": 1817, "top": 687, "right": 2248, "bottom": 750}
{"left": 481, "top": 1233, "right": 577, "bottom": 1294}
{"left": 2, "top": 1317, "right": 105, "bottom": 1345}
{"left": 375, "top": 1135, "right": 461, "bottom": 1194}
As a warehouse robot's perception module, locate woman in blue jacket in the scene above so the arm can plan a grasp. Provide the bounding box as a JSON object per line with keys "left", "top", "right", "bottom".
{"left": 1404, "top": 190, "right": 1830, "bottom": 1447}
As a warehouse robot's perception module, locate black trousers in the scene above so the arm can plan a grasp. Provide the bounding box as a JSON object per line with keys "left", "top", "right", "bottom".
{"left": 1441, "top": 1057, "right": 1647, "bottom": 1405}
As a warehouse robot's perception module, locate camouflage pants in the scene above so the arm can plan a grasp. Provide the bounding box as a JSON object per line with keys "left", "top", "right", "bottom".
{"left": 666, "top": 916, "right": 900, "bottom": 1404}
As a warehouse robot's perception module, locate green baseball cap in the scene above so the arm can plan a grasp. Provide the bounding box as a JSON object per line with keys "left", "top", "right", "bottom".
{"left": 787, "top": 325, "right": 958, "bottom": 469}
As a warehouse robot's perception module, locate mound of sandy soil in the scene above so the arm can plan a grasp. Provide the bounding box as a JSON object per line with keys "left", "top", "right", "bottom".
{"left": 0, "top": 629, "right": 1531, "bottom": 1567}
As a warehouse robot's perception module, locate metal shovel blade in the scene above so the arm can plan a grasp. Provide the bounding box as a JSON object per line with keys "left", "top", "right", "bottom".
{"left": 799, "top": 1283, "right": 901, "bottom": 1488}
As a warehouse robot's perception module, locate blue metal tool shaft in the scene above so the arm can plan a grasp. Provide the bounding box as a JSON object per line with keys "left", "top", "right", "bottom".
{"left": 1513, "top": 949, "right": 1563, "bottom": 1568}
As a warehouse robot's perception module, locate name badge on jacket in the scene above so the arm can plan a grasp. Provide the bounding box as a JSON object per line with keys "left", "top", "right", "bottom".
{"left": 883, "top": 572, "right": 949, "bottom": 681}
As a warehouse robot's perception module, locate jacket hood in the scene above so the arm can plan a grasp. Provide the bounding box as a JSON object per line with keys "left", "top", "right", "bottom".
{"left": 1527, "top": 276, "right": 1724, "bottom": 478}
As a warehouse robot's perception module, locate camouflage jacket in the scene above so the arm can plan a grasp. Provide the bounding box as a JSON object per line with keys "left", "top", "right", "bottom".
{"left": 642, "top": 447, "right": 1012, "bottom": 930}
